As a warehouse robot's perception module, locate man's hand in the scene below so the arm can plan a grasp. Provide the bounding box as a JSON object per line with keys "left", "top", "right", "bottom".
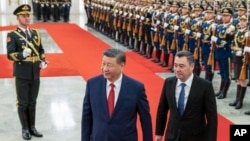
{"left": 40, "top": 61, "right": 48, "bottom": 69}
{"left": 23, "top": 48, "right": 31, "bottom": 58}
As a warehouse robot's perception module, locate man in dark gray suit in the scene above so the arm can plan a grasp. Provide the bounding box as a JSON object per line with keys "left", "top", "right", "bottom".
{"left": 155, "top": 51, "right": 218, "bottom": 141}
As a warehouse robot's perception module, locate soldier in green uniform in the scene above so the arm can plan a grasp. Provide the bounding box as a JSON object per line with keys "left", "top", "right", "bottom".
{"left": 6, "top": 4, "right": 46, "bottom": 140}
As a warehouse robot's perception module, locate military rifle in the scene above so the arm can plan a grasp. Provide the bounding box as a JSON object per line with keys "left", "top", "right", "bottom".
{"left": 239, "top": 0, "right": 250, "bottom": 80}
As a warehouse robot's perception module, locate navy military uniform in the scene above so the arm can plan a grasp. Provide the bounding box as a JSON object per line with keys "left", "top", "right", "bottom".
{"left": 185, "top": 4, "right": 204, "bottom": 76}
{"left": 62, "top": 0, "right": 71, "bottom": 22}
{"left": 212, "top": 8, "right": 235, "bottom": 99}
{"left": 6, "top": 4, "right": 45, "bottom": 140}
{"left": 200, "top": 5, "right": 215, "bottom": 81}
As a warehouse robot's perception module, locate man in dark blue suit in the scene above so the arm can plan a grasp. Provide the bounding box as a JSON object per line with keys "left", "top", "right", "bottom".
{"left": 81, "top": 48, "right": 153, "bottom": 141}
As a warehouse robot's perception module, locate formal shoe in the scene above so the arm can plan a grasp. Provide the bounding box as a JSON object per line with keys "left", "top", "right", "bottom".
{"left": 30, "top": 127, "right": 43, "bottom": 137}
{"left": 244, "top": 111, "right": 250, "bottom": 115}
{"left": 22, "top": 129, "right": 31, "bottom": 140}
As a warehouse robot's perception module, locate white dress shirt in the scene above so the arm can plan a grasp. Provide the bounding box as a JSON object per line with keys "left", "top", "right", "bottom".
{"left": 106, "top": 74, "right": 122, "bottom": 106}
{"left": 175, "top": 73, "right": 194, "bottom": 109}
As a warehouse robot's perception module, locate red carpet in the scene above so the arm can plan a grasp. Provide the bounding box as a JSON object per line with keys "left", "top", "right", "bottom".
{"left": 0, "top": 23, "right": 232, "bottom": 140}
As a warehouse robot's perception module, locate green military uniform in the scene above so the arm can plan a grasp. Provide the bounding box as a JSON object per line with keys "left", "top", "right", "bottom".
{"left": 6, "top": 4, "right": 45, "bottom": 140}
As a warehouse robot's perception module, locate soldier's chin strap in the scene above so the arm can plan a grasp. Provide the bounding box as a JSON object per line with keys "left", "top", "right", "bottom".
{"left": 13, "top": 31, "right": 41, "bottom": 61}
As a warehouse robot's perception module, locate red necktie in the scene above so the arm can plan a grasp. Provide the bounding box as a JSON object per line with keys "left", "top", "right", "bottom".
{"left": 108, "top": 83, "right": 115, "bottom": 117}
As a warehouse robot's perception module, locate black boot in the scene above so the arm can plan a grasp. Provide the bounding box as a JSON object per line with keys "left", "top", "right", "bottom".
{"left": 18, "top": 108, "right": 31, "bottom": 140}
{"left": 28, "top": 108, "right": 43, "bottom": 137}
{"left": 217, "top": 80, "right": 231, "bottom": 99}
{"left": 229, "top": 85, "right": 241, "bottom": 106}
{"left": 215, "top": 80, "right": 224, "bottom": 96}
{"left": 152, "top": 50, "right": 162, "bottom": 63}
{"left": 244, "top": 111, "right": 250, "bottom": 115}
{"left": 235, "top": 87, "right": 246, "bottom": 109}
{"left": 159, "top": 53, "right": 169, "bottom": 67}
{"left": 145, "top": 44, "right": 153, "bottom": 59}
{"left": 139, "top": 42, "right": 147, "bottom": 55}
{"left": 206, "top": 73, "right": 214, "bottom": 82}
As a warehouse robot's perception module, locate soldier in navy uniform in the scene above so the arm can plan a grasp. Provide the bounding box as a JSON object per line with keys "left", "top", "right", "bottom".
{"left": 229, "top": 14, "right": 248, "bottom": 109}
{"left": 199, "top": 4, "right": 216, "bottom": 81}
{"left": 6, "top": 4, "right": 46, "bottom": 140}
{"left": 211, "top": 7, "right": 235, "bottom": 99}
{"left": 62, "top": 0, "right": 71, "bottom": 22}
{"left": 166, "top": 1, "right": 180, "bottom": 72}
{"left": 185, "top": 3, "right": 204, "bottom": 76}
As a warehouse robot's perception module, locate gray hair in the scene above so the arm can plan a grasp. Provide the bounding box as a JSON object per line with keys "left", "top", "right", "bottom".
{"left": 175, "top": 51, "right": 194, "bottom": 64}
{"left": 103, "top": 48, "right": 126, "bottom": 64}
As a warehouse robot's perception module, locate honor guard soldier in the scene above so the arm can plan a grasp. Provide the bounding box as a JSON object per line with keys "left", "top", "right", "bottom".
{"left": 6, "top": 4, "right": 47, "bottom": 140}
{"left": 144, "top": 4, "right": 154, "bottom": 58}
{"left": 176, "top": 2, "right": 192, "bottom": 51}
{"left": 127, "top": 4, "right": 135, "bottom": 49}
{"left": 62, "top": 0, "right": 71, "bottom": 22}
{"left": 229, "top": 14, "right": 248, "bottom": 109}
{"left": 41, "top": 0, "right": 51, "bottom": 22}
{"left": 199, "top": 4, "right": 216, "bottom": 81}
{"left": 211, "top": 7, "right": 235, "bottom": 99}
{"left": 185, "top": 3, "right": 204, "bottom": 76}
{"left": 34, "top": 0, "right": 42, "bottom": 20}
{"left": 214, "top": 1, "right": 222, "bottom": 24}
{"left": 158, "top": 2, "right": 171, "bottom": 67}
{"left": 151, "top": 4, "right": 162, "bottom": 63}
{"left": 166, "top": 1, "right": 180, "bottom": 72}
{"left": 51, "top": 0, "right": 61, "bottom": 22}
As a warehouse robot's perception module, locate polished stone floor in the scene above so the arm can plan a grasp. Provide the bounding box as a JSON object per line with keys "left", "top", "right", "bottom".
{"left": 1, "top": 10, "right": 250, "bottom": 141}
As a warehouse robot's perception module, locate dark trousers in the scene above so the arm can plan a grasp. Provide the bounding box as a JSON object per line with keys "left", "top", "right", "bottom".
{"left": 15, "top": 77, "right": 40, "bottom": 129}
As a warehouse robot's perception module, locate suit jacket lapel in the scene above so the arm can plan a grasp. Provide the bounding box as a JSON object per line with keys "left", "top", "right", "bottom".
{"left": 111, "top": 75, "right": 127, "bottom": 118}
{"left": 171, "top": 77, "right": 179, "bottom": 113}
{"left": 100, "top": 77, "right": 110, "bottom": 119}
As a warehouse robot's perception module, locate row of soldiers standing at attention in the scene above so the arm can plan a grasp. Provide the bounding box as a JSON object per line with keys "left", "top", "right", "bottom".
{"left": 32, "top": 0, "right": 71, "bottom": 22}
{"left": 84, "top": 0, "right": 250, "bottom": 115}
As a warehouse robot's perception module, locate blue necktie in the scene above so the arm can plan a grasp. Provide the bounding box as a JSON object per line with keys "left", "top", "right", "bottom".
{"left": 178, "top": 83, "right": 186, "bottom": 116}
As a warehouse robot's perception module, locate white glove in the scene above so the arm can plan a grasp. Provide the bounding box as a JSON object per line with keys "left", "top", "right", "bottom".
{"left": 245, "top": 32, "right": 250, "bottom": 37}
{"left": 156, "top": 20, "right": 160, "bottom": 25}
{"left": 211, "top": 36, "right": 218, "bottom": 42}
{"left": 119, "top": 10, "right": 122, "bottom": 15}
{"left": 226, "top": 26, "right": 235, "bottom": 34}
{"left": 115, "top": 9, "right": 118, "bottom": 13}
{"left": 244, "top": 46, "right": 250, "bottom": 53}
{"left": 129, "top": 13, "right": 132, "bottom": 17}
{"left": 151, "top": 27, "right": 154, "bottom": 31}
{"left": 212, "top": 23, "right": 217, "bottom": 30}
{"left": 196, "top": 32, "right": 201, "bottom": 38}
{"left": 174, "top": 25, "right": 179, "bottom": 31}
{"left": 235, "top": 50, "right": 243, "bottom": 56}
{"left": 123, "top": 12, "right": 127, "bottom": 16}
{"left": 154, "top": 27, "right": 157, "bottom": 32}
{"left": 23, "top": 48, "right": 31, "bottom": 58}
{"left": 164, "top": 12, "right": 168, "bottom": 18}
{"left": 217, "top": 15, "right": 222, "bottom": 20}
{"left": 185, "top": 29, "right": 190, "bottom": 35}
{"left": 164, "top": 22, "right": 168, "bottom": 28}
{"left": 136, "top": 14, "right": 140, "bottom": 19}
{"left": 40, "top": 61, "right": 48, "bottom": 69}
{"left": 140, "top": 16, "right": 145, "bottom": 21}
